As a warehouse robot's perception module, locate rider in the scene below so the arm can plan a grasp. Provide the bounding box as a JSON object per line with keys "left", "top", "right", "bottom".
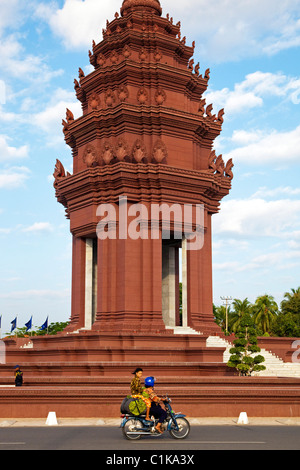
{"left": 144, "top": 376, "right": 167, "bottom": 434}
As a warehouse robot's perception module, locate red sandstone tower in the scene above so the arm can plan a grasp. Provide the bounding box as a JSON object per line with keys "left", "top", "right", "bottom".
{"left": 54, "top": 0, "right": 233, "bottom": 335}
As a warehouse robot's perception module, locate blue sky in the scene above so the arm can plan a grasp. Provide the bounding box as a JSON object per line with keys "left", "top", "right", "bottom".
{"left": 0, "top": 0, "right": 299, "bottom": 334}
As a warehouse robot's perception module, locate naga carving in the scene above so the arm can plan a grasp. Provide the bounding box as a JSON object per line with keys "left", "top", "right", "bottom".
{"left": 215, "top": 154, "right": 225, "bottom": 176}
{"left": 208, "top": 151, "right": 234, "bottom": 180}
{"left": 53, "top": 159, "right": 66, "bottom": 188}
{"left": 217, "top": 108, "right": 225, "bottom": 125}
{"left": 224, "top": 158, "right": 234, "bottom": 180}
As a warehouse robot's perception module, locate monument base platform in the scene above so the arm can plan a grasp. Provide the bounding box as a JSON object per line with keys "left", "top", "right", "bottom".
{"left": 1, "top": 377, "right": 300, "bottom": 419}
{"left": 1, "top": 331, "right": 300, "bottom": 418}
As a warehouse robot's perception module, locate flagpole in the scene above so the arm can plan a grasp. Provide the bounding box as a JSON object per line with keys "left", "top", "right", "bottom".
{"left": 0, "top": 315, "right": 2, "bottom": 339}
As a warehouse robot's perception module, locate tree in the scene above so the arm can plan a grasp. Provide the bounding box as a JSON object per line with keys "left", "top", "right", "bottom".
{"left": 6, "top": 322, "right": 70, "bottom": 338}
{"left": 229, "top": 298, "right": 252, "bottom": 333}
{"left": 214, "top": 305, "right": 230, "bottom": 332}
{"left": 281, "top": 287, "right": 300, "bottom": 317}
{"left": 252, "top": 295, "right": 278, "bottom": 334}
{"left": 227, "top": 314, "right": 266, "bottom": 376}
{"left": 271, "top": 287, "right": 300, "bottom": 337}
{"left": 271, "top": 312, "right": 300, "bottom": 337}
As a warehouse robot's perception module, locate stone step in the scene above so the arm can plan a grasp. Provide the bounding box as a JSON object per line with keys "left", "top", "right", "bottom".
{"left": 206, "top": 335, "right": 300, "bottom": 378}
{"left": 165, "top": 326, "right": 202, "bottom": 335}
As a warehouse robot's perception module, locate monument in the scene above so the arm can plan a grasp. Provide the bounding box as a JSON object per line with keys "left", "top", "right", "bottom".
{"left": 1, "top": 0, "right": 300, "bottom": 420}
{"left": 54, "top": 0, "right": 233, "bottom": 336}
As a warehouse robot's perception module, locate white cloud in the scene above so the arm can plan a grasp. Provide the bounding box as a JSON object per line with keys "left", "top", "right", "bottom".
{"left": 214, "top": 196, "right": 300, "bottom": 239}
{"left": 252, "top": 186, "right": 300, "bottom": 199}
{"left": 0, "top": 33, "right": 63, "bottom": 83}
{"left": 0, "top": 135, "right": 28, "bottom": 162}
{"left": 22, "top": 222, "right": 54, "bottom": 233}
{"left": 36, "top": 0, "right": 300, "bottom": 61}
{"left": 35, "top": 0, "right": 120, "bottom": 49}
{"left": 0, "top": 0, "right": 26, "bottom": 34}
{"left": 224, "top": 125, "right": 300, "bottom": 165}
{"left": 205, "top": 71, "right": 300, "bottom": 116}
{"left": 166, "top": 0, "right": 300, "bottom": 61}
{"left": 213, "top": 249, "right": 300, "bottom": 273}
{"left": 32, "top": 88, "right": 82, "bottom": 145}
{"left": 0, "top": 166, "right": 30, "bottom": 189}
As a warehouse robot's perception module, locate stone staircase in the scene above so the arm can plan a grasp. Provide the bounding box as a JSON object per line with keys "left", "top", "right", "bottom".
{"left": 206, "top": 335, "right": 300, "bottom": 377}
{"left": 165, "top": 326, "right": 203, "bottom": 335}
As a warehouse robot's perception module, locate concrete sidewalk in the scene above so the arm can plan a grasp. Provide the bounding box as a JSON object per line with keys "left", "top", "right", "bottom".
{"left": 1, "top": 417, "right": 300, "bottom": 427}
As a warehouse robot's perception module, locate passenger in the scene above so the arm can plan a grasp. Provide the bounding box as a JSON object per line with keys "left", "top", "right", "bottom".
{"left": 130, "top": 368, "right": 151, "bottom": 421}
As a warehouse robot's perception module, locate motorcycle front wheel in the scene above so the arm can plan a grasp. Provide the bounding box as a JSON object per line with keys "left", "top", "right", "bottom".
{"left": 169, "top": 417, "right": 190, "bottom": 439}
{"left": 122, "top": 418, "right": 143, "bottom": 440}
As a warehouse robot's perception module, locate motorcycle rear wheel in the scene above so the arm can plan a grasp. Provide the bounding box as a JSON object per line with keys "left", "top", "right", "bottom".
{"left": 122, "top": 418, "right": 143, "bottom": 440}
{"left": 169, "top": 417, "right": 190, "bottom": 439}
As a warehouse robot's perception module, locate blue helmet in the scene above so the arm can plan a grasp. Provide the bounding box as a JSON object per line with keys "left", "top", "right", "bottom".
{"left": 144, "top": 376, "right": 155, "bottom": 387}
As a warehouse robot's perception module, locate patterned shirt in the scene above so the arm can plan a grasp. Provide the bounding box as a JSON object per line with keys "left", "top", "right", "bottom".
{"left": 130, "top": 377, "right": 144, "bottom": 395}
{"left": 146, "top": 387, "right": 160, "bottom": 403}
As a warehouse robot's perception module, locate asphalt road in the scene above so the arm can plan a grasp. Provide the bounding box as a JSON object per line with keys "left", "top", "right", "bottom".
{"left": 0, "top": 425, "right": 300, "bottom": 451}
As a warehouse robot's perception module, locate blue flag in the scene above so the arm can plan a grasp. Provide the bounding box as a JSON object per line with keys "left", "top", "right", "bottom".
{"left": 11, "top": 317, "right": 17, "bottom": 333}
{"left": 25, "top": 316, "right": 32, "bottom": 332}
{"left": 40, "top": 317, "right": 48, "bottom": 331}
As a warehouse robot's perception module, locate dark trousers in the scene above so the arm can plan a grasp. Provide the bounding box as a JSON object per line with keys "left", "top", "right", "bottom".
{"left": 150, "top": 403, "right": 167, "bottom": 423}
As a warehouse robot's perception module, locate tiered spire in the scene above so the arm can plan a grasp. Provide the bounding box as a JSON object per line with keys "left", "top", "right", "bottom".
{"left": 56, "top": 0, "right": 233, "bottom": 187}
{"left": 121, "top": 0, "right": 162, "bottom": 16}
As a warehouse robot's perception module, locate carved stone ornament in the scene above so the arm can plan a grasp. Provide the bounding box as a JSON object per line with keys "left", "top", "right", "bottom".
{"left": 101, "top": 141, "right": 115, "bottom": 165}
{"left": 89, "top": 92, "right": 100, "bottom": 110}
{"left": 122, "top": 45, "right": 131, "bottom": 59}
{"left": 139, "top": 47, "right": 148, "bottom": 62}
{"left": 152, "top": 139, "right": 168, "bottom": 163}
{"left": 97, "top": 54, "right": 106, "bottom": 67}
{"left": 224, "top": 158, "right": 234, "bottom": 180}
{"left": 115, "top": 138, "right": 129, "bottom": 161}
{"left": 215, "top": 154, "right": 225, "bottom": 176}
{"left": 205, "top": 103, "right": 216, "bottom": 121}
{"left": 105, "top": 89, "right": 115, "bottom": 107}
{"left": 132, "top": 139, "right": 147, "bottom": 163}
{"left": 137, "top": 87, "right": 148, "bottom": 105}
{"left": 153, "top": 48, "right": 162, "bottom": 62}
{"left": 217, "top": 108, "right": 225, "bottom": 125}
{"left": 53, "top": 159, "right": 66, "bottom": 188}
{"left": 208, "top": 150, "right": 217, "bottom": 173}
{"left": 155, "top": 88, "right": 166, "bottom": 105}
{"left": 66, "top": 108, "right": 74, "bottom": 123}
{"left": 198, "top": 98, "right": 206, "bottom": 116}
{"left": 110, "top": 50, "right": 119, "bottom": 65}
{"left": 118, "top": 85, "right": 129, "bottom": 102}
{"left": 83, "top": 144, "right": 99, "bottom": 168}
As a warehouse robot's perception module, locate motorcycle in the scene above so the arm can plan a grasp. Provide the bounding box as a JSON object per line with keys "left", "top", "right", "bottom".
{"left": 120, "top": 395, "right": 190, "bottom": 440}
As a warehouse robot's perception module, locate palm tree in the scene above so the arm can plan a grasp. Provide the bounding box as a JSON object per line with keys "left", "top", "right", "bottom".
{"left": 280, "top": 287, "right": 300, "bottom": 325}
{"left": 252, "top": 295, "right": 279, "bottom": 334}
{"left": 283, "top": 287, "right": 300, "bottom": 301}
{"left": 229, "top": 298, "right": 252, "bottom": 333}
{"left": 214, "top": 305, "right": 230, "bottom": 332}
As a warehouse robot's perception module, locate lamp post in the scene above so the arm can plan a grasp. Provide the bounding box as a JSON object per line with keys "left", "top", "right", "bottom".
{"left": 220, "top": 296, "right": 232, "bottom": 334}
